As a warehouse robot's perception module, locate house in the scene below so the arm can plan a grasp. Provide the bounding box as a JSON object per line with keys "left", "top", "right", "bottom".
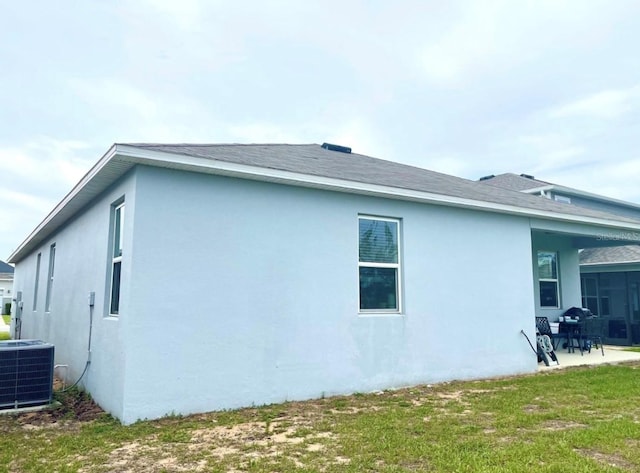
{"left": 0, "top": 260, "right": 14, "bottom": 316}
{"left": 8, "top": 143, "right": 640, "bottom": 424}
{"left": 480, "top": 173, "right": 640, "bottom": 345}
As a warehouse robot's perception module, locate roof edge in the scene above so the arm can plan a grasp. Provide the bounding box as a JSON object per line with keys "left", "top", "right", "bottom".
{"left": 117, "top": 145, "right": 640, "bottom": 230}
{"left": 10, "top": 144, "right": 640, "bottom": 263}
{"left": 523, "top": 184, "right": 640, "bottom": 211}
{"left": 8, "top": 144, "right": 118, "bottom": 263}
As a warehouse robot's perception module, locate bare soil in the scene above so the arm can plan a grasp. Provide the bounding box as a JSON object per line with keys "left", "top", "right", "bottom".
{"left": 2, "top": 377, "right": 105, "bottom": 427}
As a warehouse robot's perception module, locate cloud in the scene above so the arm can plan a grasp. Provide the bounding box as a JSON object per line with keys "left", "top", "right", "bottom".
{"left": 545, "top": 157, "right": 640, "bottom": 203}
{"left": 0, "top": 139, "right": 96, "bottom": 258}
{"left": 549, "top": 85, "right": 640, "bottom": 120}
{"left": 136, "top": 0, "right": 205, "bottom": 31}
{"left": 0, "top": 139, "right": 92, "bottom": 190}
{"left": 418, "top": 0, "right": 638, "bottom": 88}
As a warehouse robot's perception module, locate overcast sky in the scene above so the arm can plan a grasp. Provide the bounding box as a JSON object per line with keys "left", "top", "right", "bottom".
{"left": 2, "top": 0, "right": 640, "bottom": 260}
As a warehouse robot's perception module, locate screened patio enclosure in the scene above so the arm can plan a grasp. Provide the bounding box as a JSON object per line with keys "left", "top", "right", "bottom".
{"left": 580, "top": 269, "right": 640, "bottom": 345}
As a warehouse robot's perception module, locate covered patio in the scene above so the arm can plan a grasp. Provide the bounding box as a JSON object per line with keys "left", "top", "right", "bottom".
{"left": 530, "top": 218, "right": 640, "bottom": 370}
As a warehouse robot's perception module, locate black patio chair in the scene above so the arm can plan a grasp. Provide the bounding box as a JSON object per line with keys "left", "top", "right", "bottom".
{"left": 582, "top": 316, "right": 605, "bottom": 356}
{"left": 535, "top": 316, "right": 559, "bottom": 366}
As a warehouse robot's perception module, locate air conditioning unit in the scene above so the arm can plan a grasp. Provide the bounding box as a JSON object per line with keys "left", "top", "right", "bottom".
{"left": 0, "top": 340, "right": 55, "bottom": 409}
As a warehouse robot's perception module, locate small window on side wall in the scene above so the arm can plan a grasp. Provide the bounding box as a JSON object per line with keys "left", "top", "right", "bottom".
{"left": 109, "top": 201, "right": 125, "bottom": 315}
{"left": 45, "top": 244, "right": 56, "bottom": 312}
{"left": 538, "top": 250, "right": 559, "bottom": 308}
{"left": 358, "top": 216, "right": 401, "bottom": 313}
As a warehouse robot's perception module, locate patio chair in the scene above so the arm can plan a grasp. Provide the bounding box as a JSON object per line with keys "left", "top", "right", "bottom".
{"left": 535, "top": 316, "right": 559, "bottom": 366}
{"left": 582, "top": 317, "right": 605, "bottom": 356}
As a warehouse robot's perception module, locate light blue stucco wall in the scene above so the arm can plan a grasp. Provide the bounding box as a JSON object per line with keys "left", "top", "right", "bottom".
{"left": 531, "top": 231, "right": 582, "bottom": 321}
{"left": 12, "top": 172, "right": 137, "bottom": 420}
{"left": 118, "top": 166, "right": 539, "bottom": 423}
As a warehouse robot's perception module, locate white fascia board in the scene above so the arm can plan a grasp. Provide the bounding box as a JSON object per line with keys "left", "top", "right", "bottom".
{"left": 7, "top": 145, "right": 119, "bottom": 263}
{"left": 116, "top": 145, "right": 640, "bottom": 232}
{"left": 522, "top": 185, "right": 555, "bottom": 194}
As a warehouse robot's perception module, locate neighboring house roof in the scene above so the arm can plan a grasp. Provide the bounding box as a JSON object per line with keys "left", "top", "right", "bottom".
{"left": 580, "top": 245, "right": 640, "bottom": 266}
{"left": 9, "top": 143, "right": 640, "bottom": 263}
{"left": 0, "top": 261, "right": 14, "bottom": 274}
{"left": 479, "top": 173, "right": 551, "bottom": 192}
{"left": 482, "top": 173, "right": 640, "bottom": 267}
{"left": 480, "top": 173, "right": 640, "bottom": 213}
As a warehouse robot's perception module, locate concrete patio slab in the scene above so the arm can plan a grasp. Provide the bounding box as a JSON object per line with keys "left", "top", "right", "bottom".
{"left": 539, "top": 345, "right": 640, "bottom": 371}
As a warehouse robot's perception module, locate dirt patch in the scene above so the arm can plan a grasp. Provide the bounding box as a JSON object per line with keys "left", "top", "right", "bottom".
{"left": 523, "top": 404, "right": 542, "bottom": 413}
{"left": 138, "top": 418, "right": 337, "bottom": 469}
{"left": 87, "top": 440, "right": 209, "bottom": 473}
{"left": 1, "top": 383, "right": 105, "bottom": 428}
{"left": 541, "top": 420, "right": 587, "bottom": 431}
{"left": 575, "top": 448, "right": 636, "bottom": 470}
{"left": 436, "top": 391, "right": 465, "bottom": 401}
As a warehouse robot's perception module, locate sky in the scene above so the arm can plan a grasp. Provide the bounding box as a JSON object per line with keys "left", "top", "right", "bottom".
{"left": 1, "top": 0, "right": 640, "bottom": 260}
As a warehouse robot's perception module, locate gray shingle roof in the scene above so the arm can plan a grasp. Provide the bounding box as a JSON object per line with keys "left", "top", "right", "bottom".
{"left": 580, "top": 245, "right": 640, "bottom": 265}
{"left": 478, "top": 173, "right": 550, "bottom": 191}
{"left": 126, "top": 143, "right": 640, "bottom": 224}
{"left": 10, "top": 143, "right": 640, "bottom": 264}
{"left": 0, "top": 261, "right": 13, "bottom": 274}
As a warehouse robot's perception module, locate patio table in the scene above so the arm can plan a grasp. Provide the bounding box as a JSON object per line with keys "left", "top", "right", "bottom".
{"left": 559, "top": 320, "right": 583, "bottom": 355}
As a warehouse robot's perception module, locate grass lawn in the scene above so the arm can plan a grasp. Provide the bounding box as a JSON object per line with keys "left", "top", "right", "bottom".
{"left": 2, "top": 363, "right": 640, "bottom": 472}
{"left": 1, "top": 315, "right": 9, "bottom": 325}
{"left": 0, "top": 332, "right": 9, "bottom": 341}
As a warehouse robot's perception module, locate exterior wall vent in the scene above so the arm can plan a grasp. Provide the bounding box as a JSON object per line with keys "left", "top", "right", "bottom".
{"left": 0, "top": 340, "right": 55, "bottom": 409}
{"left": 321, "top": 143, "right": 352, "bottom": 154}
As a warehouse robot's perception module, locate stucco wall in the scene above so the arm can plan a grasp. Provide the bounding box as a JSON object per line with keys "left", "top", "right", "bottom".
{"left": 11, "top": 171, "right": 137, "bottom": 420}
{"left": 531, "top": 231, "right": 582, "bottom": 321}
{"left": 118, "top": 166, "right": 538, "bottom": 423}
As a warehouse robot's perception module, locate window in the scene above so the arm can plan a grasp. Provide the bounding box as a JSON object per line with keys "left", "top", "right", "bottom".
{"left": 33, "top": 252, "right": 41, "bottom": 311}
{"left": 538, "top": 251, "right": 559, "bottom": 308}
{"left": 358, "top": 216, "right": 401, "bottom": 312}
{"left": 554, "top": 195, "right": 571, "bottom": 204}
{"left": 45, "top": 244, "right": 56, "bottom": 312}
{"left": 110, "top": 202, "right": 124, "bottom": 315}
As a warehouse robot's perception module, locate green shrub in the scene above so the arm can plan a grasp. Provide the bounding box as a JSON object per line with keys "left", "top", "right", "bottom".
{"left": 2, "top": 302, "right": 10, "bottom": 315}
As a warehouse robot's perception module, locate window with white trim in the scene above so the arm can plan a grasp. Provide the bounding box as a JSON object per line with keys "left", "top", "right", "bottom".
{"left": 110, "top": 201, "right": 124, "bottom": 315}
{"left": 538, "top": 250, "right": 559, "bottom": 308}
{"left": 358, "top": 216, "right": 401, "bottom": 312}
{"left": 33, "top": 252, "right": 41, "bottom": 311}
{"left": 45, "top": 244, "right": 55, "bottom": 312}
